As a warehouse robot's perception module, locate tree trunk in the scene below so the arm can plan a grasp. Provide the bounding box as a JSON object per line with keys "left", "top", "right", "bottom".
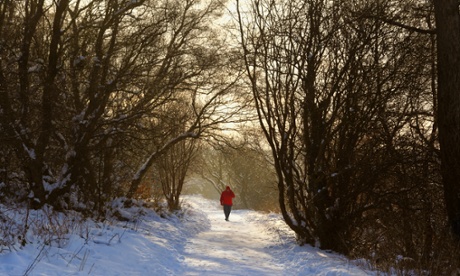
{"left": 434, "top": 0, "right": 460, "bottom": 237}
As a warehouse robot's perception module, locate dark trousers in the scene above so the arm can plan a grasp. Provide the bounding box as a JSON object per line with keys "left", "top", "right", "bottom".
{"left": 223, "top": 205, "right": 232, "bottom": 220}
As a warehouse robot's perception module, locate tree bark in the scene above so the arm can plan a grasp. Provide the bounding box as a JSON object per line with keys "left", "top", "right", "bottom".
{"left": 434, "top": 0, "right": 460, "bottom": 237}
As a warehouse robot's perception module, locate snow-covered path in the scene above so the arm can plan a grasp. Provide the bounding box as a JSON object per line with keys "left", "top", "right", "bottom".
{"left": 183, "top": 199, "right": 284, "bottom": 275}
{"left": 182, "top": 196, "right": 375, "bottom": 276}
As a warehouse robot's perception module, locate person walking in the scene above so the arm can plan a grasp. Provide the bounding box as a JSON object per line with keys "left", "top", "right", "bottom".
{"left": 220, "top": 186, "right": 235, "bottom": 221}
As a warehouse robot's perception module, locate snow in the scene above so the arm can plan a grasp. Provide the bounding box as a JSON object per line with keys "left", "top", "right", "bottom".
{"left": 0, "top": 195, "right": 377, "bottom": 276}
{"left": 22, "top": 144, "right": 36, "bottom": 160}
{"left": 27, "top": 64, "right": 42, "bottom": 73}
{"left": 73, "top": 56, "right": 85, "bottom": 67}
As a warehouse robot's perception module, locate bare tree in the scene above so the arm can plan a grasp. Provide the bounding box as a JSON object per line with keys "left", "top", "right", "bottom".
{"left": 157, "top": 135, "right": 198, "bottom": 211}
{"left": 151, "top": 95, "right": 199, "bottom": 210}
{"left": 237, "top": 0, "right": 436, "bottom": 255}
{"left": 0, "top": 0, "right": 247, "bottom": 212}
{"left": 0, "top": 0, "right": 75, "bottom": 207}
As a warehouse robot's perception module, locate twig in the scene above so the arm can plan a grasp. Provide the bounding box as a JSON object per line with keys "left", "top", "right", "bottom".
{"left": 79, "top": 249, "right": 89, "bottom": 271}
{"left": 23, "top": 244, "right": 46, "bottom": 276}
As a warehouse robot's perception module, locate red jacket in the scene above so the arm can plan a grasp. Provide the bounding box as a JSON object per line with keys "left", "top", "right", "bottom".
{"left": 220, "top": 187, "right": 235, "bottom": 206}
